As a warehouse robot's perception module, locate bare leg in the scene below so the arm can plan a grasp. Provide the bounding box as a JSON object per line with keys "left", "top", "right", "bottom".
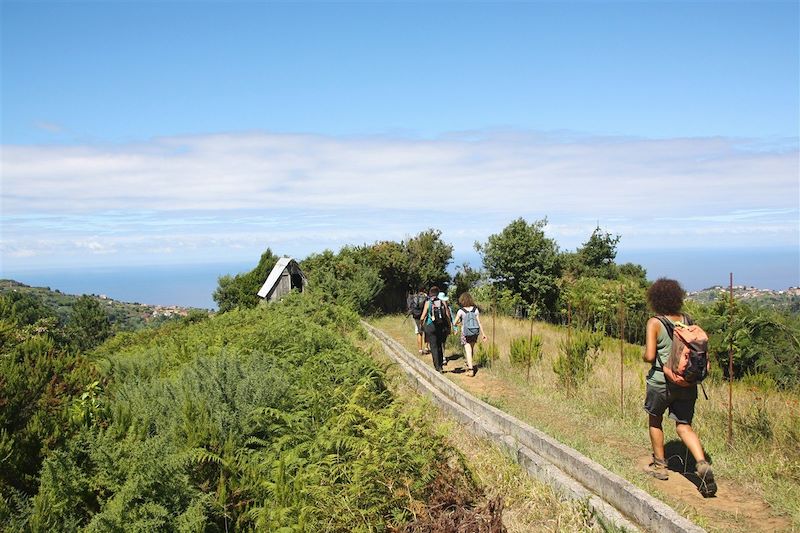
{"left": 464, "top": 341, "right": 474, "bottom": 369}
{"left": 648, "top": 414, "right": 666, "bottom": 460}
{"left": 675, "top": 423, "right": 706, "bottom": 463}
{"left": 417, "top": 332, "right": 423, "bottom": 353}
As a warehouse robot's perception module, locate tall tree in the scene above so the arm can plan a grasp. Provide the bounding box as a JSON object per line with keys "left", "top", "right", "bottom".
{"left": 406, "top": 229, "right": 453, "bottom": 290}
{"left": 476, "top": 218, "right": 561, "bottom": 311}
{"left": 365, "top": 241, "right": 411, "bottom": 312}
{"left": 576, "top": 226, "right": 621, "bottom": 278}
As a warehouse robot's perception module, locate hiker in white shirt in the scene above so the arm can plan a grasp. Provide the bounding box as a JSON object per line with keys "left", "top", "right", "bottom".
{"left": 453, "top": 292, "right": 487, "bottom": 377}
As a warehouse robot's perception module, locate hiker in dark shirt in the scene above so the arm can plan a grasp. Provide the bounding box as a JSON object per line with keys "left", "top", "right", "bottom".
{"left": 418, "top": 286, "right": 452, "bottom": 373}
{"left": 642, "top": 278, "right": 716, "bottom": 496}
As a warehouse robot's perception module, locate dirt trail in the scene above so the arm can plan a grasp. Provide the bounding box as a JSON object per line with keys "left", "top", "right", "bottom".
{"left": 437, "top": 353, "right": 792, "bottom": 533}
{"left": 632, "top": 456, "right": 790, "bottom": 533}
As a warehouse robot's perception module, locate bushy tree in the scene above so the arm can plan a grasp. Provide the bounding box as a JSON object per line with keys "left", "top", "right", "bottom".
{"left": 562, "top": 276, "right": 648, "bottom": 343}
{"left": 476, "top": 217, "right": 561, "bottom": 312}
{"left": 690, "top": 300, "right": 800, "bottom": 390}
{"left": 562, "top": 226, "right": 622, "bottom": 280}
{"left": 0, "top": 315, "right": 94, "bottom": 499}
{"left": 300, "top": 230, "right": 454, "bottom": 314}
{"left": 578, "top": 226, "right": 620, "bottom": 276}
{"left": 451, "top": 262, "right": 482, "bottom": 299}
{"left": 66, "top": 296, "right": 112, "bottom": 352}
{"left": 618, "top": 262, "right": 648, "bottom": 286}
{"left": 213, "top": 249, "right": 279, "bottom": 313}
{"left": 406, "top": 229, "right": 453, "bottom": 290}
{"left": 0, "top": 292, "right": 57, "bottom": 327}
{"left": 302, "top": 249, "right": 384, "bottom": 314}
{"left": 364, "top": 241, "right": 412, "bottom": 312}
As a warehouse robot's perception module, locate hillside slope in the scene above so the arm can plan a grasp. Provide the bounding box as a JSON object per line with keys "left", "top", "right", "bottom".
{"left": 0, "top": 279, "right": 204, "bottom": 331}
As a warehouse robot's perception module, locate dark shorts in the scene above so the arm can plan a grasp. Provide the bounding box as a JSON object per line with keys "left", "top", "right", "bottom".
{"left": 644, "top": 382, "right": 697, "bottom": 425}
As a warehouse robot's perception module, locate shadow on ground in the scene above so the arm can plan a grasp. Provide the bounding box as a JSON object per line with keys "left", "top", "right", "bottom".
{"left": 664, "top": 440, "right": 715, "bottom": 496}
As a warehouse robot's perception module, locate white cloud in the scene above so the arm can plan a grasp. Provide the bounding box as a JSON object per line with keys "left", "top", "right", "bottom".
{"left": 3, "top": 130, "right": 796, "bottom": 215}
{"left": 1, "top": 130, "right": 797, "bottom": 269}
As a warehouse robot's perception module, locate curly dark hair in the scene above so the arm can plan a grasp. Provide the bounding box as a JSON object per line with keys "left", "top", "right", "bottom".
{"left": 646, "top": 278, "right": 685, "bottom": 315}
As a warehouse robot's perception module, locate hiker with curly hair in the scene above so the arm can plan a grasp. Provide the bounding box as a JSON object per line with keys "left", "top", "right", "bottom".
{"left": 642, "top": 278, "right": 716, "bottom": 496}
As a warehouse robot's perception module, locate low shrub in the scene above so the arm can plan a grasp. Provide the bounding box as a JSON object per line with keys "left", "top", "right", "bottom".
{"left": 8, "top": 293, "right": 485, "bottom": 532}
{"left": 475, "top": 342, "right": 500, "bottom": 369}
{"left": 509, "top": 335, "right": 543, "bottom": 368}
{"left": 553, "top": 331, "right": 603, "bottom": 391}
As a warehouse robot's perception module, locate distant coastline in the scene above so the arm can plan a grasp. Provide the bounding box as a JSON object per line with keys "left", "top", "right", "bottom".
{"left": 0, "top": 263, "right": 250, "bottom": 310}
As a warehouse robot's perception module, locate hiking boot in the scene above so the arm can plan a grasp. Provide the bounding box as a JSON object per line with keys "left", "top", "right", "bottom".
{"left": 645, "top": 456, "right": 669, "bottom": 480}
{"left": 695, "top": 460, "right": 717, "bottom": 497}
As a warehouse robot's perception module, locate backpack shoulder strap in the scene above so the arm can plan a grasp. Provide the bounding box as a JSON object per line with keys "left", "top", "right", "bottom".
{"left": 653, "top": 316, "right": 674, "bottom": 372}
{"left": 656, "top": 315, "right": 674, "bottom": 339}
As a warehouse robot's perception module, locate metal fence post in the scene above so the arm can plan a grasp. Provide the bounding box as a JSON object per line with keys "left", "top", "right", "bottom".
{"left": 728, "top": 273, "right": 734, "bottom": 447}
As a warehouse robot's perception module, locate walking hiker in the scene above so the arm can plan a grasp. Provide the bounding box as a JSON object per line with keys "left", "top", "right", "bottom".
{"left": 453, "top": 292, "right": 487, "bottom": 377}
{"left": 437, "top": 291, "right": 455, "bottom": 367}
{"left": 407, "top": 287, "right": 430, "bottom": 355}
{"left": 419, "top": 286, "right": 452, "bottom": 373}
{"left": 642, "top": 278, "right": 717, "bottom": 496}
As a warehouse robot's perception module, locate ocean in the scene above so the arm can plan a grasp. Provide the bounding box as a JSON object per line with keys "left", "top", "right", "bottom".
{"left": 2, "top": 262, "right": 253, "bottom": 310}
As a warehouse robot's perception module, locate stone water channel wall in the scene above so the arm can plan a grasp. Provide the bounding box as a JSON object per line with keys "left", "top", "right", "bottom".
{"left": 363, "top": 322, "right": 706, "bottom": 533}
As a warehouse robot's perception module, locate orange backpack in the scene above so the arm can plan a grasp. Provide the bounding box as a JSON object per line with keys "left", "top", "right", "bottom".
{"left": 656, "top": 316, "right": 710, "bottom": 387}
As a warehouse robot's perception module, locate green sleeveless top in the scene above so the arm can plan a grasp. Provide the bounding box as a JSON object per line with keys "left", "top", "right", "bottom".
{"left": 645, "top": 320, "right": 672, "bottom": 388}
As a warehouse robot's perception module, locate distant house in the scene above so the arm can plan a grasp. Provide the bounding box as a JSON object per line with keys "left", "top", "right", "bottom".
{"left": 256, "top": 257, "right": 308, "bottom": 302}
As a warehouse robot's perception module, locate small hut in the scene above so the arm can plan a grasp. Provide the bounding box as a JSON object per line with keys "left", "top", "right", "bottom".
{"left": 257, "top": 257, "right": 308, "bottom": 302}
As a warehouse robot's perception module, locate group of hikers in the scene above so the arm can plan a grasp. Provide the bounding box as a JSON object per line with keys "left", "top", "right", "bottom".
{"left": 407, "top": 286, "right": 487, "bottom": 376}
{"left": 406, "top": 278, "right": 717, "bottom": 497}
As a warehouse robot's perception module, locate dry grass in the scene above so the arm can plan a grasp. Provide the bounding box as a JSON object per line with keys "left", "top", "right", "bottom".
{"left": 358, "top": 328, "right": 610, "bottom": 533}
{"left": 370, "top": 314, "right": 800, "bottom": 533}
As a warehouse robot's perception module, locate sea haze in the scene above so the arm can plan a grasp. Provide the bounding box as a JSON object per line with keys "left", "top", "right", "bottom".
{"left": 2, "top": 262, "right": 254, "bottom": 310}
{"left": 3, "top": 247, "right": 797, "bottom": 310}
{"left": 615, "top": 247, "right": 799, "bottom": 292}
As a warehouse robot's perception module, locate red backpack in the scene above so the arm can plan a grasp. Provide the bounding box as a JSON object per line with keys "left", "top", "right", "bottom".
{"left": 656, "top": 316, "right": 710, "bottom": 387}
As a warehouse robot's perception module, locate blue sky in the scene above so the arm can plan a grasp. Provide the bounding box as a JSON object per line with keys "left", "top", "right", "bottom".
{"left": 2, "top": 1, "right": 799, "bottom": 291}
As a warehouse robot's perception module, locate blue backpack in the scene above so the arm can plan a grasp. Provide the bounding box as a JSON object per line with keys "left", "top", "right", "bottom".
{"left": 462, "top": 307, "right": 481, "bottom": 336}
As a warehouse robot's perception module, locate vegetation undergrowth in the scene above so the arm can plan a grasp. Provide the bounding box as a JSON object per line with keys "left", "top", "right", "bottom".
{"left": 371, "top": 314, "right": 800, "bottom": 532}
{"left": 2, "top": 293, "right": 499, "bottom": 532}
